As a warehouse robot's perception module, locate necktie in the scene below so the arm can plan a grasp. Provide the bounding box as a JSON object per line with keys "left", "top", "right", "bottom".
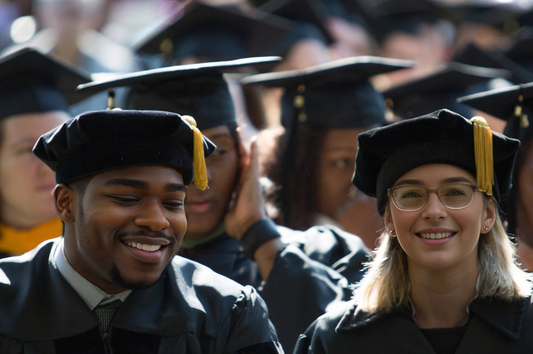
{"left": 93, "top": 299, "right": 122, "bottom": 338}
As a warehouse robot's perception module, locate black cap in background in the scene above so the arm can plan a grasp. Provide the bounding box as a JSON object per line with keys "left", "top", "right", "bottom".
{"left": 458, "top": 81, "right": 533, "bottom": 142}
{"left": 258, "top": 0, "right": 335, "bottom": 43}
{"left": 353, "top": 109, "right": 520, "bottom": 215}
{"left": 383, "top": 62, "right": 511, "bottom": 119}
{"left": 34, "top": 110, "right": 216, "bottom": 185}
{"left": 453, "top": 43, "right": 533, "bottom": 84}
{"left": 0, "top": 47, "right": 91, "bottom": 120}
{"left": 134, "top": 2, "right": 292, "bottom": 62}
{"left": 77, "top": 56, "right": 281, "bottom": 131}
{"left": 241, "top": 56, "right": 413, "bottom": 129}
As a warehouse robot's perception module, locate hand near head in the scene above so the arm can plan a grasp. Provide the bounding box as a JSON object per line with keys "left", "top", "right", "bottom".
{"left": 224, "top": 136, "right": 267, "bottom": 240}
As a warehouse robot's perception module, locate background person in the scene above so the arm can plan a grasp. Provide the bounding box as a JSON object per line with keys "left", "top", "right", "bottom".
{"left": 0, "top": 47, "right": 89, "bottom": 258}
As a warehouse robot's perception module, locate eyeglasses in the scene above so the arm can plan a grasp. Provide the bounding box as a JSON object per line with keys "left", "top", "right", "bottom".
{"left": 387, "top": 184, "right": 480, "bottom": 212}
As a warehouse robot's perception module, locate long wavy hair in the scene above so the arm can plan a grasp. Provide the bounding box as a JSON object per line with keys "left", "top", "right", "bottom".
{"left": 354, "top": 197, "right": 533, "bottom": 314}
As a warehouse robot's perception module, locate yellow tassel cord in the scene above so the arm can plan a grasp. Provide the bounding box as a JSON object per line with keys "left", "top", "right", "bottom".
{"left": 471, "top": 116, "right": 494, "bottom": 196}
{"left": 182, "top": 115, "right": 209, "bottom": 191}
{"left": 107, "top": 88, "right": 115, "bottom": 110}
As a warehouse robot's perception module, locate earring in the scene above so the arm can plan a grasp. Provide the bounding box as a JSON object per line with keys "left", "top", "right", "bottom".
{"left": 389, "top": 229, "right": 397, "bottom": 237}
{"left": 484, "top": 227, "right": 489, "bottom": 232}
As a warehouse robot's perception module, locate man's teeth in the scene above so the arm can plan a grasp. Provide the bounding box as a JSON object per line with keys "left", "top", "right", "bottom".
{"left": 124, "top": 241, "right": 161, "bottom": 252}
{"left": 420, "top": 232, "right": 453, "bottom": 240}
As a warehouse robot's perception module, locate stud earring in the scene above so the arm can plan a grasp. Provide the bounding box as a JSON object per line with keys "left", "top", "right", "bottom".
{"left": 389, "top": 229, "right": 397, "bottom": 237}
{"left": 484, "top": 227, "right": 488, "bottom": 231}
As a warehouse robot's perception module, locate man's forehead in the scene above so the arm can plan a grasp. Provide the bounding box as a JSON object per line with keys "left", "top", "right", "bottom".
{"left": 92, "top": 166, "right": 185, "bottom": 186}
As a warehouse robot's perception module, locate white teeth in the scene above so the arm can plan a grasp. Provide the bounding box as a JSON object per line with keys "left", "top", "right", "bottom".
{"left": 124, "top": 241, "right": 162, "bottom": 252}
{"left": 419, "top": 232, "right": 453, "bottom": 240}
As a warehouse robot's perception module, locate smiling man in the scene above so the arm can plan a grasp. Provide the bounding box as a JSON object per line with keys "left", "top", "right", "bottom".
{"left": 0, "top": 110, "right": 282, "bottom": 353}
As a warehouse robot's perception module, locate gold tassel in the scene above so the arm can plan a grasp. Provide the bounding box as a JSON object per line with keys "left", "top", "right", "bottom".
{"left": 182, "top": 115, "right": 209, "bottom": 191}
{"left": 471, "top": 116, "right": 494, "bottom": 196}
{"left": 107, "top": 88, "right": 115, "bottom": 110}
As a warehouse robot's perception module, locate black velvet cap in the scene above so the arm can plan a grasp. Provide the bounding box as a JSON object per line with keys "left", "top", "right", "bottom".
{"left": 134, "top": 3, "right": 292, "bottom": 61}
{"left": 454, "top": 43, "right": 533, "bottom": 84}
{"left": 383, "top": 62, "right": 511, "bottom": 119}
{"left": 241, "top": 56, "right": 413, "bottom": 129}
{"left": 77, "top": 57, "right": 280, "bottom": 131}
{"left": 33, "top": 110, "right": 216, "bottom": 185}
{"left": 458, "top": 82, "right": 533, "bottom": 142}
{"left": 258, "top": 0, "right": 335, "bottom": 43}
{"left": 353, "top": 109, "right": 520, "bottom": 215}
{"left": 0, "top": 47, "right": 91, "bottom": 120}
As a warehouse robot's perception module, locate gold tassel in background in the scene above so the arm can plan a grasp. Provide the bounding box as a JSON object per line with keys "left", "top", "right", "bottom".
{"left": 182, "top": 115, "right": 209, "bottom": 191}
{"left": 471, "top": 116, "right": 494, "bottom": 196}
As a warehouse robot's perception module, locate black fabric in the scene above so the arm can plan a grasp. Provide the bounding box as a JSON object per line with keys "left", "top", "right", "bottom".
{"left": 180, "top": 224, "right": 368, "bottom": 353}
{"left": 240, "top": 219, "right": 281, "bottom": 258}
{"left": 233, "top": 342, "right": 284, "bottom": 354}
{"left": 241, "top": 56, "right": 413, "bottom": 129}
{"left": 93, "top": 300, "right": 122, "bottom": 338}
{"left": 33, "top": 110, "right": 215, "bottom": 184}
{"left": 294, "top": 296, "right": 533, "bottom": 353}
{"left": 0, "top": 48, "right": 90, "bottom": 119}
{"left": 421, "top": 324, "right": 468, "bottom": 354}
{"left": 55, "top": 328, "right": 105, "bottom": 354}
{"left": 0, "top": 239, "right": 281, "bottom": 353}
{"left": 353, "top": 109, "right": 520, "bottom": 215}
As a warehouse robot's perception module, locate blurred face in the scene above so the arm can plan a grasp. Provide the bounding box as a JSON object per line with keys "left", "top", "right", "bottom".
{"left": 317, "top": 128, "right": 363, "bottom": 218}
{"left": 0, "top": 111, "right": 68, "bottom": 229}
{"left": 185, "top": 125, "right": 239, "bottom": 239}
{"left": 386, "top": 164, "right": 495, "bottom": 272}
{"left": 63, "top": 166, "right": 187, "bottom": 294}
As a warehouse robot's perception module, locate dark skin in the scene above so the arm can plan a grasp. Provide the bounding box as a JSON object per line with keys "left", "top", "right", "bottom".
{"left": 185, "top": 125, "right": 281, "bottom": 279}
{"left": 55, "top": 166, "right": 188, "bottom": 294}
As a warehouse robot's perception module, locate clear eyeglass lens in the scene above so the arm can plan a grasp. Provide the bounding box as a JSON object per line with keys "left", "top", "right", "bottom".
{"left": 392, "top": 184, "right": 474, "bottom": 211}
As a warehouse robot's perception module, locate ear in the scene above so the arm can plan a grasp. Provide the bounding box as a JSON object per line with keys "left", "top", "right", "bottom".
{"left": 54, "top": 184, "right": 77, "bottom": 224}
{"left": 384, "top": 206, "right": 395, "bottom": 234}
{"left": 482, "top": 197, "right": 497, "bottom": 234}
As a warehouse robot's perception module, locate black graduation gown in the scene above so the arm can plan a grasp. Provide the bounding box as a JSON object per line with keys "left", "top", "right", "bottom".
{"left": 294, "top": 296, "right": 533, "bottom": 354}
{"left": 179, "top": 225, "right": 369, "bottom": 353}
{"left": 0, "top": 239, "right": 282, "bottom": 354}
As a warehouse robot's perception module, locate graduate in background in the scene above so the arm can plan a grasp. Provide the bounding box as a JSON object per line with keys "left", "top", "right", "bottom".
{"left": 0, "top": 48, "right": 89, "bottom": 258}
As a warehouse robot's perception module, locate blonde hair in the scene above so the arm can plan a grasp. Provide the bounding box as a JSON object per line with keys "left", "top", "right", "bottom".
{"left": 354, "top": 199, "right": 533, "bottom": 314}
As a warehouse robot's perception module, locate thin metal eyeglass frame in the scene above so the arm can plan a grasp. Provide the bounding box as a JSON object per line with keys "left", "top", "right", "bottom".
{"left": 387, "top": 184, "right": 480, "bottom": 212}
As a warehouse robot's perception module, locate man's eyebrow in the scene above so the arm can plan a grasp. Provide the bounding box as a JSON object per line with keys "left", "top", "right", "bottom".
{"left": 103, "top": 178, "right": 148, "bottom": 190}
{"left": 164, "top": 183, "right": 187, "bottom": 193}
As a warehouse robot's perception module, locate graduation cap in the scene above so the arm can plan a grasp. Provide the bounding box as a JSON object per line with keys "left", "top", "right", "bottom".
{"left": 504, "top": 27, "right": 533, "bottom": 74}
{"left": 33, "top": 110, "right": 216, "bottom": 190}
{"left": 77, "top": 56, "right": 281, "bottom": 131}
{"left": 458, "top": 81, "right": 533, "bottom": 143}
{"left": 353, "top": 109, "right": 520, "bottom": 215}
{"left": 134, "top": 2, "right": 293, "bottom": 62}
{"left": 0, "top": 47, "right": 91, "bottom": 120}
{"left": 241, "top": 56, "right": 414, "bottom": 130}
{"left": 383, "top": 62, "right": 511, "bottom": 120}
{"left": 458, "top": 82, "right": 533, "bottom": 235}
{"left": 453, "top": 43, "right": 533, "bottom": 84}
{"left": 258, "top": 0, "right": 336, "bottom": 43}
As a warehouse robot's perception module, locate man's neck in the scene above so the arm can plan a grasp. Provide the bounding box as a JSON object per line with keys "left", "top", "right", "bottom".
{"left": 408, "top": 259, "right": 478, "bottom": 329}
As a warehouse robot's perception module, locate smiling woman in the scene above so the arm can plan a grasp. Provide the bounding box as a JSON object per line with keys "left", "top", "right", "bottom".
{"left": 295, "top": 109, "right": 533, "bottom": 354}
